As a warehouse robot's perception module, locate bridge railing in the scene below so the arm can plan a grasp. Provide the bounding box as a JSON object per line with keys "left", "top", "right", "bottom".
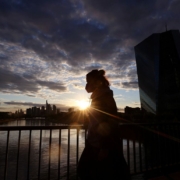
{"left": 119, "top": 122, "right": 180, "bottom": 175}
{"left": 0, "top": 125, "right": 85, "bottom": 180}
{"left": 0, "top": 123, "right": 180, "bottom": 179}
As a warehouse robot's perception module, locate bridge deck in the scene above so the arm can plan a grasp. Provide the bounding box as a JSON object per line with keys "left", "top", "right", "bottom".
{"left": 132, "top": 171, "right": 180, "bottom": 180}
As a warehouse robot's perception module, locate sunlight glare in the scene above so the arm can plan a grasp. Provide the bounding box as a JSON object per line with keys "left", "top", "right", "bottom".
{"left": 77, "top": 100, "right": 89, "bottom": 110}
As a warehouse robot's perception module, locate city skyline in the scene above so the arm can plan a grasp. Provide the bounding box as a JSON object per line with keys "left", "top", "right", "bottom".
{"left": 14, "top": 100, "right": 69, "bottom": 114}
{"left": 0, "top": 1, "right": 180, "bottom": 113}
{"left": 13, "top": 99, "right": 88, "bottom": 115}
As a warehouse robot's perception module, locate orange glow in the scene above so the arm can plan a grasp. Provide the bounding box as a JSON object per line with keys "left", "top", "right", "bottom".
{"left": 77, "top": 100, "right": 89, "bottom": 110}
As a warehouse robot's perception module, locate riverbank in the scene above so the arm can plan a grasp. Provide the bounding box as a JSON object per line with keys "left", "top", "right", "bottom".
{"left": 0, "top": 118, "right": 82, "bottom": 126}
{"left": 0, "top": 119, "right": 17, "bottom": 125}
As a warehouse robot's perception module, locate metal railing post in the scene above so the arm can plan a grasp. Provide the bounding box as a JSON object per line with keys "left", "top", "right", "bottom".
{"left": 27, "top": 130, "right": 32, "bottom": 180}
{"left": 76, "top": 128, "right": 79, "bottom": 180}
{"left": 16, "top": 130, "right": 21, "bottom": 180}
{"left": 4, "top": 130, "right": 10, "bottom": 180}
{"left": 48, "top": 129, "right": 52, "bottom": 180}
{"left": 58, "top": 129, "right": 61, "bottom": 180}
{"left": 133, "top": 140, "right": 136, "bottom": 173}
{"left": 0, "top": 123, "right": 180, "bottom": 178}
{"left": 38, "top": 130, "right": 42, "bottom": 180}
{"left": 67, "top": 128, "right": 70, "bottom": 180}
{"left": 127, "top": 139, "right": 130, "bottom": 171}
{"left": 139, "top": 140, "right": 142, "bottom": 172}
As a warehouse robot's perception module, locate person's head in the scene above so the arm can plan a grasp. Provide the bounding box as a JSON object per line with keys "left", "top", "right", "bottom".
{"left": 85, "top": 69, "right": 110, "bottom": 93}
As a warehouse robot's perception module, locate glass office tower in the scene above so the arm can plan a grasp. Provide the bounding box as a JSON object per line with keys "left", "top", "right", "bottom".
{"left": 134, "top": 30, "right": 180, "bottom": 114}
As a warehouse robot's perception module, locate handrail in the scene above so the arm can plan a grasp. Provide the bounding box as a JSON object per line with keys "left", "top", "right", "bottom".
{"left": 0, "top": 125, "right": 84, "bottom": 131}
{"left": 0, "top": 123, "right": 180, "bottom": 179}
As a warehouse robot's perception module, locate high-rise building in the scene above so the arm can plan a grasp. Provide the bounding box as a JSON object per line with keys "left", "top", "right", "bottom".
{"left": 37, "top": 108, "right": 40, "bottom": 116}
{"left": 46, "top": 100, "right": 48, "bottom": 112}
{"left": 46, "top": 100, "right": 52, "bottom": 115}
{"left": 53, "top": 105, "right": 57, "bottom": 114}
{"left": 32, "top": 107, "right": 37, "bottom": 116}
{"left": 57, "top": 109, "right": 60, "bottom": 114}
{"left": 41, "top": 106, "right": 45, "bottom": 116}
{"left": 26, "top": 108, "right": 32, "bottom": 116}
{"left": 134, "top": 30, "right": 180, "bottom": 114}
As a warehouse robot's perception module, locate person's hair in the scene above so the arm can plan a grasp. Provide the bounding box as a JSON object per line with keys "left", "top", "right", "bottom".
{"left": 86, "top": 69, "right": 110, "bottom": 86}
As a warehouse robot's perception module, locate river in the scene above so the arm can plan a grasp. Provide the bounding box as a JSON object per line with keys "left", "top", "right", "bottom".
{"left": 0, "top": 119, "right": 142, "bottom": 180}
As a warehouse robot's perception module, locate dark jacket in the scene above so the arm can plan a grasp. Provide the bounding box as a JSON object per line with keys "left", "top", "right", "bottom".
{"left": 78, "top": 86, "right": 131, "bottom": 180}
{"left": 87, "top": 86, "right": 119, "bottom": 149}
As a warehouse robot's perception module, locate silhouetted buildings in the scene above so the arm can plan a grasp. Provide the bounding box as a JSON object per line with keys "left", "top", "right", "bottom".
{"left": 0, "top": 112, "right": 12, "bottom": 119}
{"left": 15, "top": 109, "right": 24, "bottom": 117}
{"left": 26, "top": 100, "right": 60, "bottom": 117}
{"left": 68, "top": 108, "right": 74, "bottom": 113}
{"left": 26, "top": 108, "right": 32, "bottom": 116}
{"left": 41, "top": 106, "right": 45, "bottom": 115}
{"left": 124, "top": 106, "right": 141, "bottom": 115}
{"left": 135, "top": 30, "right": 180, "bottom": 115}
{"left": 46, "top": 100, "right": 52, "bottom": 115}
{"left": 53, "top": 105, "right": 56, "bottom": 114}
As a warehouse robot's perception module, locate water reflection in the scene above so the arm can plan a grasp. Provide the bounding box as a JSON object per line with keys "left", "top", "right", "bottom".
{"left": 0, "top": 120, "right": 142, "bottom": 179}
{"left": 0, "top": 120, "right": 86, "bottom": 180}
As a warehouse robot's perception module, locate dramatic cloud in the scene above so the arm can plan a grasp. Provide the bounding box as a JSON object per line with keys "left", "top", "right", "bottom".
{"left": 113, "top": 81, "right": 138, "bottom": 90}
{"left": 4, "top": 101, "right": 44, "bottom": 107}
{"left": 73, "top": 83, "right": 85, "bottom": 90}
{"left": 3, "top": 101, "right": 70, "bottom": 111}
{"left": 0, "top": 0, "right": 179, "bottom": 111}
{"left": 132, "top": 102, "right": 141, "bottom": 106}
{"left": 0, "top": 67, "right": 67, "bottom": 94}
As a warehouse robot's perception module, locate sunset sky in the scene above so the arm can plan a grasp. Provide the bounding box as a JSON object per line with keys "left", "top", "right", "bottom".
{"left": 0, "top": 0, "right": 180, "bottom": 112}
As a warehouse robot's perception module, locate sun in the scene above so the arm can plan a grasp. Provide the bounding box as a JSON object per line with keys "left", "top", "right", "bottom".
{"left": 77, "top": 100, "right": 89, "bottom": 110}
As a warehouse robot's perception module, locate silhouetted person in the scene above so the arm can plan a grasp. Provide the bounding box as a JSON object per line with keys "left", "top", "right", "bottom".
{"left": 78, "top": 69, "right": 131, "bottom": 180}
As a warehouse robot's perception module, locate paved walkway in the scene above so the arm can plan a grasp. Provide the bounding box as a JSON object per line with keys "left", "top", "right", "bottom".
{"left": 148, "top": 171, "right": 180, "bottom": 180}
{"left": 132, "top": 171, "right": 180, "bottom": 180}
